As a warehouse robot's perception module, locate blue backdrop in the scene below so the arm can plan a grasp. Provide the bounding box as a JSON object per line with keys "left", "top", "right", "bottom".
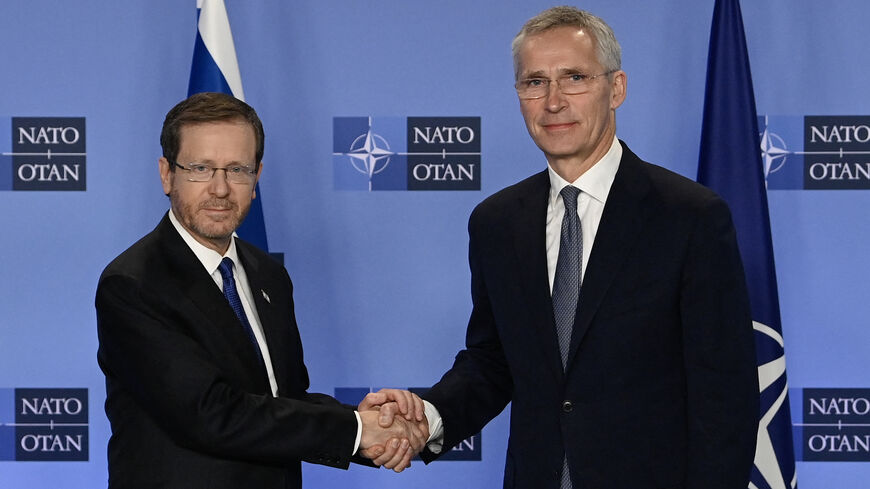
{"left": 1, "top": 1, "right": 868, "bottom": 487}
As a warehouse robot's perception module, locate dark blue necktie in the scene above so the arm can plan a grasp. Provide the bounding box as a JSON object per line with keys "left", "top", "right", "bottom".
{"left": 551, "top": 185, "right": 582, "bottom": 489}
{"left": 217, "top": 257, "right": 263, "bottom": 364}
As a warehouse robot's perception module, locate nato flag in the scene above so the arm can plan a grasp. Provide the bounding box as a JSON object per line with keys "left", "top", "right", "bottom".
{"left": 697, "top": 1, "right": 797, "bottom": 488}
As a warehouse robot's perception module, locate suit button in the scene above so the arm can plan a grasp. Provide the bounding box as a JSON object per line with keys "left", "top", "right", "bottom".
{"left": 562, "top": 400, "right": 573, "bottom": 412}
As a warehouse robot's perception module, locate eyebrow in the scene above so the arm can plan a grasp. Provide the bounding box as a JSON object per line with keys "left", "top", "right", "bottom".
{"left": 180, "top": 159, "right": 254, "bottom": 167}
{"left": 520, "top": 67, "right": 587, "bottom": 79}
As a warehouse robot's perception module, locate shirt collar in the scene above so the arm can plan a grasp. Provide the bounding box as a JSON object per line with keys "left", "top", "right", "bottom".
{"left": 547, "top": 135, "right": 622, "bottom": 206}
{"left": 168, "top": 209, "right": 241, "bottom": 276}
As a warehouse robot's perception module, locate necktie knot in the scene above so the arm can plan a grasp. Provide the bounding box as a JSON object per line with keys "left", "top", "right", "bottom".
{"left": 560, "top": 185, "right": 580, "bottom": 211}
{"left": 218, "top": 257, "right": 235, "bottom": 281}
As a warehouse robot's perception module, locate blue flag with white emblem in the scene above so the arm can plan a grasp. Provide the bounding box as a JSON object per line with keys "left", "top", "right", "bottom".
{"left": 697, "top": 1, "right": 797, "bottom": 488}
{"left": 188, "top": 0, "right": 269, "bottom": 252}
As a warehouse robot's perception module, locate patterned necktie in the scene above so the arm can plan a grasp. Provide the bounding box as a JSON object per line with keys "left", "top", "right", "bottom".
{"left": 551, "top": 185, "right": 581, "bottom": 489}
{"left": 552, "top": 185, "right": 582, "bottom": 369}
{"left": 217, "top": 257, "right": 264, "bottom": 364}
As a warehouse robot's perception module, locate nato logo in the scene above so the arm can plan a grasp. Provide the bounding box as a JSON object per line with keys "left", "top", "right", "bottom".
{"left": 0, "top": 388, "right": 88, "bottom": 461}
{"left": 333, "top": 117, "right": 480, "bottom": 191}
{"left": 790, "top": 388, "right": 870, "bottom": 461}
{"left": 334, "top": 387, "right": 481, "bottom": 461}
{"left": 0, "top": 117, "right": 86, "bottom": 191}
{"left": 760, "top": 115, "right": 870, "bottom": 190}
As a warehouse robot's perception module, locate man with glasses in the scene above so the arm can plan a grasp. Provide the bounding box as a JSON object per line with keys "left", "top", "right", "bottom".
{"left": 373, "top": 6, "right": 759, "bottom": 489}
{"left": 95, "top": 92, "right": 427, "bottom": 488}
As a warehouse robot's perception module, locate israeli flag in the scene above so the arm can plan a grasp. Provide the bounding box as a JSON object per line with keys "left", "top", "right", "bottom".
{"left": 697, "top": 1, "right": 797, "bottom": 488}
{"left": 188, "top": 0, "right": 269, "bottom": 252}
{"left": 189, "top": 0, "right": 244, "bottom": 99}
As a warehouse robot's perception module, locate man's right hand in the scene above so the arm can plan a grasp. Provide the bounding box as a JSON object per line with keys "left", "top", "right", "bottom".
{"left": 358, "top": 405, "right": 428, "bottom": 472}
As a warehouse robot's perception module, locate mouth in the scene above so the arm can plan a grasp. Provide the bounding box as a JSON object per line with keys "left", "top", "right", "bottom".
{"left": 199, "top": 201, "right": 235, "bottom": 217}
{"left": 541, "top": 122, "right": 576, "bottom": 131}
{"left": 200, "top": 208, "right": 233, "bottom": 221}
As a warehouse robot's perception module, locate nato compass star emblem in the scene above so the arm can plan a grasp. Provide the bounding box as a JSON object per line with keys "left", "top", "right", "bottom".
{"left": 759, "top": 116, "right": 790, "bottom": 184}
{"left": 340, "top": 117, "right": 395, "bottom": 191}
{"left": 332, "top": 115, "right": 481, "bottom": 191}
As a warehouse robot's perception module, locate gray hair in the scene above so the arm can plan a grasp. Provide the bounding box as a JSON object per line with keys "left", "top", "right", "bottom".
{"left": 511, "top": 6, "right": 622, "bottom": 79}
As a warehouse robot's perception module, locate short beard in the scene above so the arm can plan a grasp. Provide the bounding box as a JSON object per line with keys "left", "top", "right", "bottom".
{"left": 169, "top": 188, "right": 250, "bottom": 244}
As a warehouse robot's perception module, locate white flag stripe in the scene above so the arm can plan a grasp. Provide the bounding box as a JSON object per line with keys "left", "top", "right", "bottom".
{"left": 754, "top": 380, "right": 790, "bottom": 489}
{"left": 753, "top": 320, "right": 783, "bottom": 347}
{"left": 198, "top": 0, "right": 245, "bottom": 101}
{"left": 757, "top": 356, "right": 785, "bottom": 392}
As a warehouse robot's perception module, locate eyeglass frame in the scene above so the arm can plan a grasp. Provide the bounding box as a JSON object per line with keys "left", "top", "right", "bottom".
{"left": 170, "top": 160, "right": 259, "bottom": 184}
{"left": 514, "top": 70, "right": 617, "bottom": 100}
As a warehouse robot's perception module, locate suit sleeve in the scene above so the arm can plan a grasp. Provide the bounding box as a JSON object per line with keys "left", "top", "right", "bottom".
{"left": 96, "top": 271, "right": 359, "bottom": 469}
{"left": 421, "top": 207, "right": 514, "bottom": 460}
{"left": 680, "top": 195, "right": 759, "bottom": 489}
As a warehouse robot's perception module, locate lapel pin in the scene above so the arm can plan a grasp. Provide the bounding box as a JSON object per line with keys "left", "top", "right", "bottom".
{"left": 261, "top": 290, "right": 271, "bottom": 304}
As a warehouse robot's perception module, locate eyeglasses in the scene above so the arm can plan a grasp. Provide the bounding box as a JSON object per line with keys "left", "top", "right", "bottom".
{"left": 515, "top": 70, "right": 616, "bottom": 100}
{"left": 172, "top": 161, "right": 258, "bottom": 184}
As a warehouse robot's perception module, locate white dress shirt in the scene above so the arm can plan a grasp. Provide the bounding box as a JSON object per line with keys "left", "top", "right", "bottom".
{"left": 424, "top": 136, "right": 622, "bottom": 453}
{"left": 168, "top": 209, "right": 279, "bottom": 396}
{"left": 545, "top": 136, "right": 622, "bottom": 291}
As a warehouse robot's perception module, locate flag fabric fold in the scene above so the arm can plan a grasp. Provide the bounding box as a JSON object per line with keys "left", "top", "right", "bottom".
{"left": 697, "top": 1, "right": 797, "bottom": 488}
{"left": 188, "top": 0, "right": 269, "bottom": 252}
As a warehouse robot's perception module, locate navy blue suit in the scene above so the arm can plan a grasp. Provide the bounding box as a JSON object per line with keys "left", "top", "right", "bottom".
{"left": 422, "top": 142, "right": 758, "bottom": 489}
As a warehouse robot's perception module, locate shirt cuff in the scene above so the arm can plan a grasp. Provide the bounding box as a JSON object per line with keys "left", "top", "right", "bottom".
{"left": 423, "top": 400, "right": 444, "bottom": 454}
{"left": 353, "top": 410, "right": 362, "bottom": 455}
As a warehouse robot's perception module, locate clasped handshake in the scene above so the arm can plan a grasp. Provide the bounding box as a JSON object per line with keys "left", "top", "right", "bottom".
{"left": 356, "top": 388, "right": 430, "bottom": 473}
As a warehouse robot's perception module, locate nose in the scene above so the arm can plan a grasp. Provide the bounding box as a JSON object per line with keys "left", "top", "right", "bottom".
{"left": 544, "top": 81, "right": 567, "bottom": 112}
{"left": 208, "top": 168, "right": 231, "bottom": 197}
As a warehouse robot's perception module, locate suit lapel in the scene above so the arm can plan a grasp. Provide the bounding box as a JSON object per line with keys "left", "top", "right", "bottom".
{"left": 236, "top": 241, "right": 290, "bottom": 395}
{"left": 565, "top": 145, "right": 652, "bottom": 369}
{"left": 511, "top": 171, "right": 565, "bottom": 381}
{"left": 156, "top": 216, "right": 270, "bottom": 392}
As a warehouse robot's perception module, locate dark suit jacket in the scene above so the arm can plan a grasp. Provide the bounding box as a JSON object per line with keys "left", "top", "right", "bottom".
{"left": 422, "top": 142, "right": 759, "bottom": 489}
{"left": 96, "top": 213, "right": 359, "bottom": 489}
